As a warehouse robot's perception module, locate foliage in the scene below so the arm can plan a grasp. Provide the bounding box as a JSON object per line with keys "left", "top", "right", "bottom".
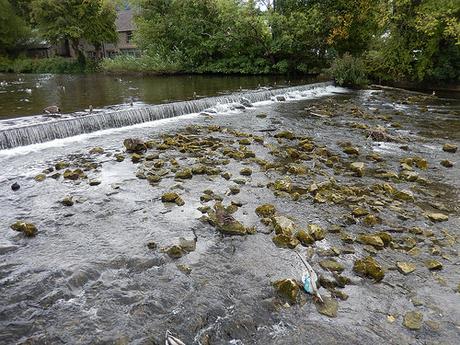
{"left": 31, "top": 0, "right": 118, "bottom": 62}
{"left": 0, "top": 0, "right": 31, "bottom": 54}
{"left": 100, "top": 54, "right": 183, "bottom": 74}
{"left": 329, "top": 53, "right": 368, "bottom": 87}
{"left": 0, "top": 56, "right": 93, "bottom": 73}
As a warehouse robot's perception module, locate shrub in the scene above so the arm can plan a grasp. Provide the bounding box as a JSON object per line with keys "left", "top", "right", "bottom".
{"left": 0, "top": 57, "right": 90, "bottom": 74}
{"left": 100, "top": 54, "right": 183, "bottom": 74}
{"left": 329, "top": 53, "right": 368, "bottom": 87}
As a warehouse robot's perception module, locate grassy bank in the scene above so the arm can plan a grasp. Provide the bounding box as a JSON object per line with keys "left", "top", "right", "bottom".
{"left": 100, "top": 55, "right": 183, "bottom": 74}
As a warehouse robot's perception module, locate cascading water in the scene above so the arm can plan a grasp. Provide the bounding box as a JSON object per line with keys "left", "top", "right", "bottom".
{"left": 0, "top": 82, "right": 334, "bottom": 149}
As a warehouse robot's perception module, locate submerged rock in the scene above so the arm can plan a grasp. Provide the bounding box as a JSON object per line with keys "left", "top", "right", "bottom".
{"left": 353, "top": 256, "right": 384, "bottom": 281}
{"left": 175, "top": 168, "right": 193, "bottom": 179}
{"left": 34, "top": 174, "right": 46, "bottom": 182}
{"left": 319, "top": 259, "right": 344, "bottom": 272}
{"left": 316, "top": 297, "right": 338, "bottom": 317}
{"left": 123, "top": 138, "right": 147, "bottom": 152}
{"left": 396, "top": 261, "right": 416, "bottom": 275}
{"left": 357, "top": 234, "right": 384, "bottom": 249}
{"left": 255, "top": 204, "right": 276, "bottom": 218}
{"left": 272, "top": 234, "right": 299, "bottom": 249}
{"left": 89, "top": 147, "right": 104, "bottom": 154}
{"left": 61, "top": 196, "right": 74, "bottom": 206}
{"left": 442, "top": 143, "right": 457, "bottom": 153}
{"left": 426, "top": 212, "right": 448, "bottom": 222}
{"left": 425, "top": 259, "right": 442, "bottom": 270}
{"left": 240, "top": 167, "right": 252, "bottom": 176}
{"left": 161, "top": 192, "right": 185, "bottom": 206}
{"left": 11, "top": 182, "right": 20, "bottom": 191}
{"left": 403, "top": 311, "right": 423, "bottom": 330}
{"left": 440, "top": 160, "right": 453, "bottom": 168}
{"left": 63, "top": 169, "right": 86, "bottom": 180}
{"left": 273, "top": 279, "right": 300, "bottom": 303}
{"left": 10, "top": 221, "right": 37, "bottom": 237}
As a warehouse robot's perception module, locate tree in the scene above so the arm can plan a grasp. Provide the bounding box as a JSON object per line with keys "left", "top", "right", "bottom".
{"left": 0, "top": 0, "right": 30, "bottom": 55}
{"left": 31, "top": 0, "right": 118, "bottom": 63}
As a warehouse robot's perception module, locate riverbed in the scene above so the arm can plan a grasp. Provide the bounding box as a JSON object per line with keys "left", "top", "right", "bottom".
{"left": 0, "top": 83, "right": 459, "bottom": 344}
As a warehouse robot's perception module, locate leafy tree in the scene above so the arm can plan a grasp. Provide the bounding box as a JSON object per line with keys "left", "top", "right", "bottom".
{"left": 0, "top": 0, "right": 31, "bottom": 55}
{"left": 31, "top": 0, "right": 118, "bottom": 63}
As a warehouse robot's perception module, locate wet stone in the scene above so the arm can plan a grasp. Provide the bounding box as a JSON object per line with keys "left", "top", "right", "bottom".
{"left": 316, "top": 297, "right": 338, "bottom": 317}
{"left": 357, "top": 234, "right": 384, "bottom": 249}
{"left": 353, "top": 256, "right": 385, "bottom": 282}
{"left": 273, "top": 279, "right": 299, "bottom": 303}
{"left": 426, "top": 213, "right": 448, "bottom": 222}
{"left": 425, "top": 259, "right": 442, "bottom": 270}
{"left": 255, "top": 204, "right": 276, "bottom": 218}
{"left": 175, "top": 168, "right": 193, "bottom": 179}
{"left": 296, "top": 230, "right": 315, "bottom": 246}
{"left": 273, "top": 216, "right": 295, "bottom": 235}
{"left": 403, "top": 311, "right": 423, "bottom": 330}
{"left": 61, "top": 196, "right": 74, "bottom": 206}
{"left": 309, "top": 224, "right": 325, "bottom": 241}
{"left": 34, "top": 174, "right": 46, "bottom": 182}
{"left": 89, "top": 147, "right": 104, "bottom": 154}
{"left": 115, "top": 153, "right": 125, "bottom": 162}
{"left": 343, "top": 146, "right": 359, "bottom": 155}
{"left": 319, "top": 259, "right": 344, "bottom": 272}
{"left": 396, "top": 261, "right": 416, "bottom": 275}
{"left": 350, "top": 162, "right": 365, "bottom": 177}
{"left": 272, "top": 234, "right": 299, "bottom": 249}
{"left": 89, "top": 179, "right": 101, "bottom": 186}
{"left": 442, "top": 143, "right": 457, "bottom": 153}
{"left": 10, "top": 221, "right": 38, "bottom": 237}
{"left": 123, "top": 138, "right": 147, "bottom": 152}
{"left": 440, "top": 160, "right": 453, "bottom": 168}
{"left": 240, "top": 167, "right": 252, "bottom": 176}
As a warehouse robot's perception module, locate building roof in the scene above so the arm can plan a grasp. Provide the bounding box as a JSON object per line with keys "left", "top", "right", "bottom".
{"left": 116, "top": 9, "right": 134, "bottom": 32}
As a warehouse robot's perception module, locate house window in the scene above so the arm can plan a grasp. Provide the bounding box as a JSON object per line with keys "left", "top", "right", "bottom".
{"left": 126, "top": 31, "right": 133, "bottom": 43}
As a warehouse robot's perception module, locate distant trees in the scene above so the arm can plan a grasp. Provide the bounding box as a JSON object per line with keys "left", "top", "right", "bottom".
{"left": 133, "top": 0, "right": 459, "bottom": 81}
{"left": 31, "top": 0, "right": 118, "bottom": 63}
{"left": 0, "top": 0, "right": 31, "bottom": 54}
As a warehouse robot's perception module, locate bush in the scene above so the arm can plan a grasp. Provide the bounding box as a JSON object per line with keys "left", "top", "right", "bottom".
{"left": 0, "top": 57, "right": 91, "bottom": 74}
{"left": 329, "top": 53, "right": 368, "bottom": 87}
{"left": 100, "top": 54, "right": 183, "bottom": 74}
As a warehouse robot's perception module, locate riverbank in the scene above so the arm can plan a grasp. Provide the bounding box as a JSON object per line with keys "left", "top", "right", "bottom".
{"left": 1, "top": 85, "right": 459, "bottom": 344}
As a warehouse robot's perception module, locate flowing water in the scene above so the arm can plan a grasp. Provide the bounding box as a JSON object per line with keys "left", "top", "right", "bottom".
{"left": 0, "top": 77, "right": 459, "bottom": 345}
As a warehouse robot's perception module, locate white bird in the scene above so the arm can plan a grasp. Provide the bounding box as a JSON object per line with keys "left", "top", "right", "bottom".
{"left": 165, "top": 330, "right": 186, "bottom": 345}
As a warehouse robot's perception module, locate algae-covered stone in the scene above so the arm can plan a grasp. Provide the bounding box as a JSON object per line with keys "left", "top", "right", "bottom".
{"left": 376, "top": 232, "right": 393, "bottom": 246}
{"left": 175, "top": 168, "right": 193, "bottom": 179}
{"left": 400, "top": 170, "right": 419, "bottom": 182}
{"left": 62, "top": 196, "right": 74, "bottom": 206}
{"left": 425, "top": 259, "right": 442, "bottom": 270}
{"left": 319, "top": 259, "right": 344, "bottom": 272}
{"left": 442, "top": 143, "right": 457, "bottom": 153}
{"left": 357, "top": 234, "right": 384, "bottom": 249}
{"left": 426, "top": 212, "right": 448, "bottom": 222}
{"left": 273, "top": 179, "right": 292, "bottom": 192}
{"left": 440, "top": 160, "right": 453, "bottom": 168}
{"left": 396, "top": 261, "right": 416, "bottom": 275}
{"left": 363, "top": 214, "right": 380, "bottom": 227}
{"left": 208, "top": 203, "right": 255, "bottom": 236}
{"left": 255, "top": 204, "right": 276, "bottom": 218}
{"left": 63, "top": 169, "right": 86, "bottom": 180}
{"left": 10, "top": 221, "right": 37, "bottom": 237}
{"left": 353, "top": 256, "right": 384, "bottom": 281}
{"left": 273, "top": 216, "right": 295, "bottom": 235}
{"left": 352, "top": 207, "right": 369, "bottom": 217}
{"left": 343, "top": 146, "right": 359, "bottom": 155}
{"left": 147, "top": 174, "right": 162, "bottom": 184}
{"left": 309, "top": 224, "right": 325, "bottom": 241}
{"left": 272, "top": 234, "right": 299, "bottom": 249}
{"left": 240, "top": 167, "right": 252, "bottom": 176}
{"left": 350, "top": 162, "right": 365, "bottom": 177}
{"left": 229, "top": 186, "right": 240, "bottom": 195}
{"left": 161, "top": 192, "right": 184, "bottom": 206}
{"left": 274, "top": 131, "right": 295, "bottom": 140}
{"left": 273, "top": 279, "right": 299, "bottom": 303}
{"left": 34, "top": 174, "right": 46, "bottom": 182}
{"left": 55, "top": 161, "right": 70, "bottom": 170}
{"left": 394, "top": 189, "right": 414, "bottom": 202}
{"left": 164, "top": 245, "right": 185, "bottom": 259}
{"left": 238, "top": 138, "right": 251, "bottom": 145}
{"left": 403, "top": 311, "right": 423, "bottom": 330}
{"left": 123, "top": 138, "right": 147, "bottom": 152}
{"left": 316, "top": 297, "right": 338, "bottom": 317}
{"left": 221, "top": 172, "right": 232, "bottom": 180}
{"left": 114, "top": 153, "right": 125, "bottom": 162}
{"left": 89, "top": 147, "right": 104, "bottom": 154}
{"left": 296, "top": 230, "right": 315, "bottom": 246}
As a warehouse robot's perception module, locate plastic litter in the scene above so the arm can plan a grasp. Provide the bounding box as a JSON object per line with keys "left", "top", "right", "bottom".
{"left": 295, "top": 250, "right": 323, "bottom": 303}
{"left": 165, "top": 330, "right": 186, "bottom": 345}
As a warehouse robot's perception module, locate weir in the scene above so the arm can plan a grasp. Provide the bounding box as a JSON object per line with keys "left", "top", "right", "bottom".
{"left": 0, "top": 82, "right": 333, "bottom": 150}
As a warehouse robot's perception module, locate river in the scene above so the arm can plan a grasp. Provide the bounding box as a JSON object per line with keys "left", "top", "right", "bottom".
{"left": 0, "top": 75, "right": 459, "bottom": 344}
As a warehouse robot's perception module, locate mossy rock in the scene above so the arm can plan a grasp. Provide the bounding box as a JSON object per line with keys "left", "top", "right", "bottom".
{"left": 396, "top": 261, "right": 416, "bottom": 275}
{"left": 442, "top": 143, "right": 457, "bottom": 153}
{"left": 352, "top": 207, "right": 369, "bottom": 217}
{"left": 238, "top": 138, "right": 252, "bottom": 145}
{"left": 63, "top": 169, "right": 86, "bottom": 180}
{"left": 425, "top": 213, "right": 448, "bottom": 222}
{"left": 353, "top": 256, "right": 384, "bottom": 281}
{"left": 55, "top": 161, "right": 70, "bottom": 170}
{"left": 403, "top": 311, "right": 423, "bottom": 330}
{"left": 175, "top": 168, "right": 193, "bottom": 179}
{"left": 316, "top": 297, "right": 338, "bottom": 317}
{"left": 255, "top": 204, "right": 276, "bottom": 218}
{"left": 319, "top": 259, "right": 344, "bottom": 272}
{"left": 147, "top": 174, "right": 162, "bottom": 184}
{"left": 123, "top": 138, "right": 147, "bottom": 152}
{"left": 164, "top": 245, "right": 185, "bottom": 259}
{"left": 376, "top": 232, "right": 393, "bottom": 246}
{"left": 273, "top": 179, "right": 292, "bottom": 192}
{"left": 309, "top": 224, "right": 325, "bottom": 241}
{"left": 89, "top": 147, "right": 104, "bottom": 154}
{"left": 273, "top": 279, "right": 299, "bottom": 303}
{"left": 425, "top": 259, "right": 442, "bottom": 270}
{"left": 240, "top": 167, "right": 252, "bottom": 176}
{"left": 161, "top": 192, "right": 184, "bottom": 206}
{"left": 61, "top": 196, "right": 74, "bottom": 206}
{"left": 221, "top": 172, "right": 232, "bottom": 180}
{"left": 34, "top": 174, "right": 46, "bottom": 182}
{"left": 272, "top": 216, "right": 295, "bottom": 236}
{"left": 357, "top": 234, "right": 384, "bottom": 249}
{"left": 10, "top": 221, "right": 37, "bottom": 237}
{"left": 114, "top": 154, "right": 125, "bottom": 162}
{"left": 274, "top": 131, "right": 295, "bottom": 140}
{"left": 350, "top": 162, "right": 365, "bottom": 177}
{"left": 440, "top": 160, "right": 453, "bottom": 168}
{"left": 343, "top": 146, "right": 359, "bottom": 155}
{"left": 272, "top": 234, "right": 299, "bottom": 249}
{"left": 296, "top": 229, "right": 315, "bottom": 246}
{"left": 394, "top": 189, "right": 414, "bottom": 202}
